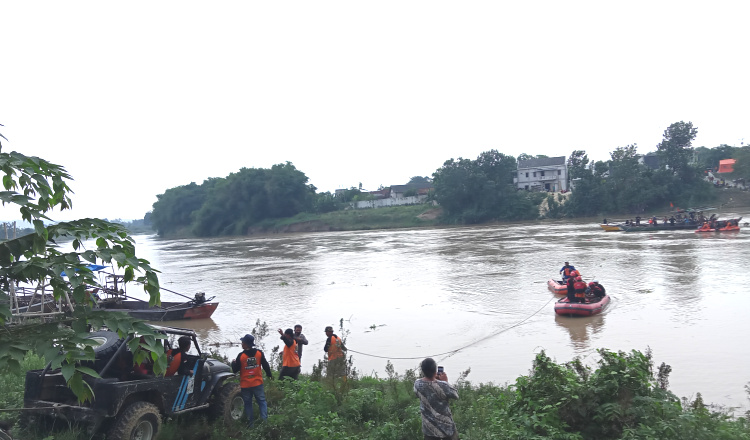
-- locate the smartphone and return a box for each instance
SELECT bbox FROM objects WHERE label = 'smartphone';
[437,366,444,374]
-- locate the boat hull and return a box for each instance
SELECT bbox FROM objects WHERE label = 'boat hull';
[554,295,610,317]
[96,301,218,321]
[696,225,740,233]
[547,279,568,294]
[620,223,699,232]
[599,224,622,231]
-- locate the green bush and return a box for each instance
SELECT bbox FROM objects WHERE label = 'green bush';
[6,349,750,440]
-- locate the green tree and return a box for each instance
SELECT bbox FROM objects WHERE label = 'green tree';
[657,121,698,179]
[151,181,214,236]
[475,150,517,185]
[433,152,536,223]
[311,191,338,213]
[0,140,163,402]
[731,146,750,181]
[407,176,432,185]
[567,150,590,180]
[153,162,315,237]
[694,144,737,171]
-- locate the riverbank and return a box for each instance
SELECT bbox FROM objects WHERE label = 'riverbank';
[151,187,750,239]
[5,349,750,440]
[250,204,443,234]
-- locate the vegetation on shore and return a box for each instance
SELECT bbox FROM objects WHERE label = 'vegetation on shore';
[4,348,749,440]
[149,121,749,238]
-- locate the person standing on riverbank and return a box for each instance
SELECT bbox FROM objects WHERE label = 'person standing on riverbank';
[232,334,273,427]
[414,358,459,440]
[324,325,347,377]
[278,328,301,380]
[294,324,308,360]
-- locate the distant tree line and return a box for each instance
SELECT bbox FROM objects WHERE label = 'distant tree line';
[562,121,739,217]
[150,162,389,237]
[149,121,745,236]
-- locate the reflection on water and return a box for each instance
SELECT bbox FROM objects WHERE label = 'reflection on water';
[155,318,221,344]
[131,210,750,409]
[554,312,606,350]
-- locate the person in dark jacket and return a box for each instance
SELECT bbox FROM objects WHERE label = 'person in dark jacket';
[588,280,606,298]
[232,334,273,427]
[293,324,309,360]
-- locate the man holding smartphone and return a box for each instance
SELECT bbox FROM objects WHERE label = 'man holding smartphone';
[414,358,459,439]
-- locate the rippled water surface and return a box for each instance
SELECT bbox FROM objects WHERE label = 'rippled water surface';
[131,209,750,409]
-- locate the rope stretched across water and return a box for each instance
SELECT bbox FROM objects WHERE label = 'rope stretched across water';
[345,295,557,361]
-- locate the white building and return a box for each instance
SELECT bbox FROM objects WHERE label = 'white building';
[515,156,568,192]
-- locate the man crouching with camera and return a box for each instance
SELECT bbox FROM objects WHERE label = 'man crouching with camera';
[413,358,460,440]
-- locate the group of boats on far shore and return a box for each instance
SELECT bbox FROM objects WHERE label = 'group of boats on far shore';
[599,207,743,233]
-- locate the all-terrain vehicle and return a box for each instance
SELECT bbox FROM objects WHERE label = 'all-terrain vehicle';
[23,325,243,440]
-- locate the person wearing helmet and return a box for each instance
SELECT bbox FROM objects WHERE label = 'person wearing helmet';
[573,276,587,303]
[588,280,606,299]
[566,273,577,302]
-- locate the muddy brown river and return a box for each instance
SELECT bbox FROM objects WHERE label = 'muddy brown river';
[131,208,750,410]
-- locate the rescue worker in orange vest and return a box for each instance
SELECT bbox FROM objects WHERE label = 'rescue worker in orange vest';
[165,336,192,377]
[231,334,273,427]
[278,328,301,380]
[566,270,579,302]
[560,262,576,281]
[324,326,347,377]
[573,276,587,303]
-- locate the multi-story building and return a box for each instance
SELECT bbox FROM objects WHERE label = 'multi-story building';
[515,156,568,192]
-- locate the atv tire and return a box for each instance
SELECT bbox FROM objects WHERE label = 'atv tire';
[107,402,161,440]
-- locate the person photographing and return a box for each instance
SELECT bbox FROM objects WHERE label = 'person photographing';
[414,358,459,440]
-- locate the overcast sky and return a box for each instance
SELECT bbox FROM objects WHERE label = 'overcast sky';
[1,1,748,221]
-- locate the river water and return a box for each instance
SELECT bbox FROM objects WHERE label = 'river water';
[131,208,750,410]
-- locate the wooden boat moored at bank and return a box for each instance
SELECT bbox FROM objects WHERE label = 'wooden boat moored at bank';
[90,271,218,321]
[94,298,218,320]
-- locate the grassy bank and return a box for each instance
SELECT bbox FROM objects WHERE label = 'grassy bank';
[250,204,442,234]
[5,349,750,440]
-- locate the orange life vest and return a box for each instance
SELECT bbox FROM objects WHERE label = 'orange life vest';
[282,340,301,368]
[328,335,343,360]
[165,349,182,376]
[239,351,264,388]
[573,280,587,298]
